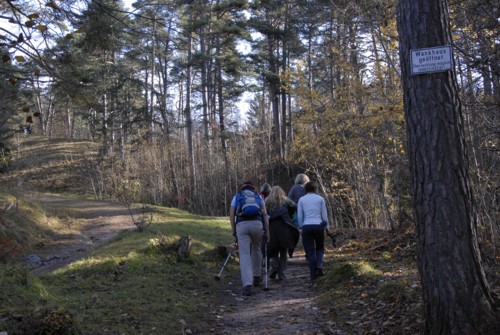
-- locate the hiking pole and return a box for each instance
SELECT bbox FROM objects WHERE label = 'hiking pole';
[215,244,235,281]
[263,242,269,291]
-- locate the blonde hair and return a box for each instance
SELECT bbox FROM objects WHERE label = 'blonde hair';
[295,173,310,185]
[265,186,288,212]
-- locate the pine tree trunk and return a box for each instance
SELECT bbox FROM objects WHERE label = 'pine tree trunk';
[185,26,196,207]
[397,1,499,333]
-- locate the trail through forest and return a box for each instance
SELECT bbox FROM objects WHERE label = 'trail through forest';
[27,193,137,275]
[209,248,332,334]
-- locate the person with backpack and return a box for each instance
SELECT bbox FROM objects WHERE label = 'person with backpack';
[288,173,310,227]
[230,181,270,296]
[265,186,300,281]
[297,181,331,282]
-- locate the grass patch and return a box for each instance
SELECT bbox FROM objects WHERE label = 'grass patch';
[376,280,412,303]
[327,260,382,286]
[0,199,234,334]
[0,190,89,266]
[1,135,99,194]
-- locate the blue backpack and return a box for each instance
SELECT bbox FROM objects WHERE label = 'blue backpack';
[236,189,262,220]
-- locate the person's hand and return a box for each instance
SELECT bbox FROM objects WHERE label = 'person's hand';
[264,232,270,243]
[326,230,336,247]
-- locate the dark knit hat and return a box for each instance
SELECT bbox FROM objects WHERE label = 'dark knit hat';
[240,181,255,190]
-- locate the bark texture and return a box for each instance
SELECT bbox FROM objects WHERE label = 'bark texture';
[396,0,499,333]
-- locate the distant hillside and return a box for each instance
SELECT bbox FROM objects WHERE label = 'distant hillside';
[0,135,99,196]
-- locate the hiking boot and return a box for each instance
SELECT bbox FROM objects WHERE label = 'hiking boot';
[253,276,262,287]
[243,285,253,296]
[277,273,286,282]
[316,267,324,277]
[269,269,278,280]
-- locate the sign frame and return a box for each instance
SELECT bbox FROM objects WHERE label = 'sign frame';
[410,45,453,75]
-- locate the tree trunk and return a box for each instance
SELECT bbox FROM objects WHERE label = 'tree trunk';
[268,37,281,158]
[280,0,289,157]
[102,93,108,155]
[200,28,210,143]
[397,1,499,333]
[65,104,72,138]
[216,44,229,187]
[150,14,157,135]
[185,26,196,208]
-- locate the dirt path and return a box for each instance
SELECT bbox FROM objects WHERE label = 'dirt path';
[210,247,334,335]
[27,193,137,274]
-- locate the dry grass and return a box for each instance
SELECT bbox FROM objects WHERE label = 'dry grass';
[1,135,99,195]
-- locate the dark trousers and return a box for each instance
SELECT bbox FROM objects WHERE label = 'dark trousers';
[301,224,325,280]
[269,248,288,280]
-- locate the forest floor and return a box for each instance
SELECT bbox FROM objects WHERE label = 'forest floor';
[209,247,332,334]
[208,229,427,335]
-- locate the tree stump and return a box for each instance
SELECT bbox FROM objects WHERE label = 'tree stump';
[177,235,192,259]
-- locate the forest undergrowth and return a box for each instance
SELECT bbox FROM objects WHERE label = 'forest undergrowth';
[321,229,424,334]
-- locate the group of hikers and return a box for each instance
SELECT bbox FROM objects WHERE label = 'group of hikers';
[229,173,333,296]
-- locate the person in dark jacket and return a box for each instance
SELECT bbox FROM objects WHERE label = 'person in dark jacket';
[288,173,310,227]
[265,186,300,281]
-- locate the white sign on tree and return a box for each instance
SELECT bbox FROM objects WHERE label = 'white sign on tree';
[410,46,452,75]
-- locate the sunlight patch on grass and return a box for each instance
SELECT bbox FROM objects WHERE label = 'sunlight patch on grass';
[39,249,219,333]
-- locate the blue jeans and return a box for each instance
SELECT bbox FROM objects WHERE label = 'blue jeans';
[301,224,325,280]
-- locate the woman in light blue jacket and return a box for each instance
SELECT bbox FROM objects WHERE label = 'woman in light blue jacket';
[297,181,330,281]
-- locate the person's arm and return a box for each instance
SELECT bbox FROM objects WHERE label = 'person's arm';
[230,205,236,237]
[230,195,238,239]
[321,197,330,230]
[288,186,297,203]
[297,198,304,229]
[286,199,297,217]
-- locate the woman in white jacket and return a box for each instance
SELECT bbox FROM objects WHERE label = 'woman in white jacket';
[297,181,330,281]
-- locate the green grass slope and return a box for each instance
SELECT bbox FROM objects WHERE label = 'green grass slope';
[0,135,235,334]
[0,202,234,334]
